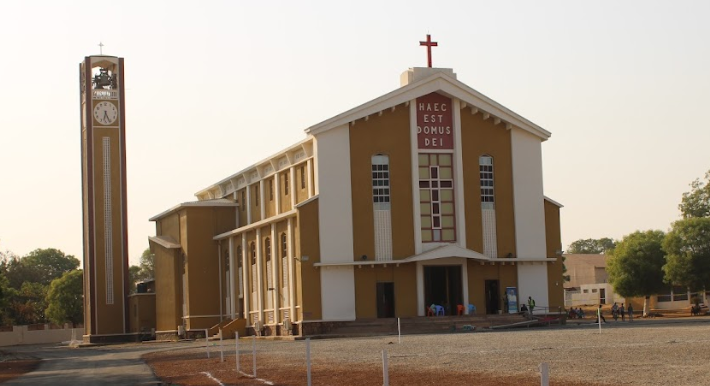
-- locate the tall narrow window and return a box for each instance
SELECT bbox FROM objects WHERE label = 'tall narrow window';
[250,242,257,293]
[241,190,246,211]
[254,185,259,206]
[479,155,498,258]
[265,237,273,310]
[372,155,393,260]
[284,173,289,195]
[419,153,455,242]
[479,156,494,205]
[300,166,306,189]
[280,233,289,306]
[269,180,274,201]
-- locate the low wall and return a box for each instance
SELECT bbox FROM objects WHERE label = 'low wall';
[0,325,84,347]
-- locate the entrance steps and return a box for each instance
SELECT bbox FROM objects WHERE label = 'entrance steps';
[311,314,529,338]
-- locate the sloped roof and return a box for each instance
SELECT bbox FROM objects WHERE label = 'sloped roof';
[305,69,551,140]
[149,198,238,222]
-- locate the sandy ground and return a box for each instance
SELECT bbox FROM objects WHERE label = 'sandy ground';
[143,319,710,386]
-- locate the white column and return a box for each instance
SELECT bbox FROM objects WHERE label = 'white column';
[409,100,422,254]
[218,242,223,322]
[287,217,295,321]
[271,223,279,321]
[274,174,281,215]
[307,158,314,197]
[452,98,466,248]
[241,234,249,319]
[256,228,264,323]
[229,236,236,319]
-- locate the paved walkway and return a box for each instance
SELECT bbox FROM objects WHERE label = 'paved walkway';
[2,342,189,386]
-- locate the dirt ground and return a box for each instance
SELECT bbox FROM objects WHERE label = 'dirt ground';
[0,351,40,383]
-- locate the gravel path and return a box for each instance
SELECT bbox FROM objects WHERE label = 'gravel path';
[145,318,710,385]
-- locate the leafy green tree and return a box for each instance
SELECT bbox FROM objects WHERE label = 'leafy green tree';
[5,248,79,288]
[679,170,710,218]
[567,237,616,254]
[10,282,48,325]
[139,248,155,279]
[128,248,155,294]
[663,218,710,291]
[0,273,13,324]
[607,230,666,316]
[46,270,84,326]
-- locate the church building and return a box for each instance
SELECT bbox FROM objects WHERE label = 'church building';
[149,52,564,337]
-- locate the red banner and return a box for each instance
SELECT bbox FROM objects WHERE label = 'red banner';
[416,93,453,149]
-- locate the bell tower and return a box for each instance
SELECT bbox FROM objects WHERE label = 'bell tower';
[79,55,129,342]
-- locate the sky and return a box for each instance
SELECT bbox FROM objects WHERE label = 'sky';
[1,1,709,266]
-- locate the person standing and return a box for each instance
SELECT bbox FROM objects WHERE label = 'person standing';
[619,303,626,321]
[627,303,634,322]
[596,305,606,323]
[612,302,619,321]
[528,296,536,314]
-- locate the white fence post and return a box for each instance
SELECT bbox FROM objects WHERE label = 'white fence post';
[252,335,257,377]
[539,362,549,386]
[382,349,389,386]
[205,329,210,359]
[220,329,224,362]
[306,338,312,386]
[397,318,401,344]
[235,331,240,373]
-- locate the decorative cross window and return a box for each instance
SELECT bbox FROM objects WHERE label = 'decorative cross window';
[419,153,455,242]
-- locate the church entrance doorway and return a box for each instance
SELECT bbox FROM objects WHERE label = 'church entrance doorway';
[376,282,395,318]
[424,266,462,316]
[485,280,500,314]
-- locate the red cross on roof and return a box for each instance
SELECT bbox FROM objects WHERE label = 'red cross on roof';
[419,34,438,68]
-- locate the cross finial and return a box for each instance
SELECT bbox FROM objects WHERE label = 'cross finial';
[419,34,438,68]
[98,42,104,55]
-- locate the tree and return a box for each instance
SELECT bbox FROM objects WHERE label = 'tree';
[9,281,48,325]
[606,230,667,316]
[45,270,84,326]
[679,170,710,218]
[663,218,710,291]
[139,248,155,279]
[567,237,616,254]
[5,248,80,288]
[0,272,12,325]
[128,248,155,294]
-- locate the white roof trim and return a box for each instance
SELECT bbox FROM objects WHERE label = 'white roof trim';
[544,196,564,208]
[148,235,181,249]
[313,244,555,267]
[305,71,550,140]
[149,198,238,222]
[213,209,298,241]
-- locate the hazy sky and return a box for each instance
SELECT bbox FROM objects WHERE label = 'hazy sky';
[1,1,708,266]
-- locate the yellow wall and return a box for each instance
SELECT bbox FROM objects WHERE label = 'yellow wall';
[353,264,418,318]
[128,294,156,333]
[251,184,262,222]
[349,104,414,260]
[294,162,309,206]
[152,240,182,332]
[544,200,565,310]
[297,198,321,320]
[279,171,291,213]
[184,207,236,330]
[467,263,518,312]
[460,112,516,257]
[236,188,247,227]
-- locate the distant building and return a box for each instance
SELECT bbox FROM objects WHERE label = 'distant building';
[563,254,623,306]
[564,254,709,311]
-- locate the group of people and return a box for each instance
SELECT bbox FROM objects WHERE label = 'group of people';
[595,302,634,323]
[567,307,585,319]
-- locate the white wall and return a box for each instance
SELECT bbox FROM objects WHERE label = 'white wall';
[320,267,356,321]
[0,326,84,347]
[517,263,549,313]
[314,124,354,263]
[511,129,546,259]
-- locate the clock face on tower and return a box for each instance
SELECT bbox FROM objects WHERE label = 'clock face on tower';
[93,101,118,125]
